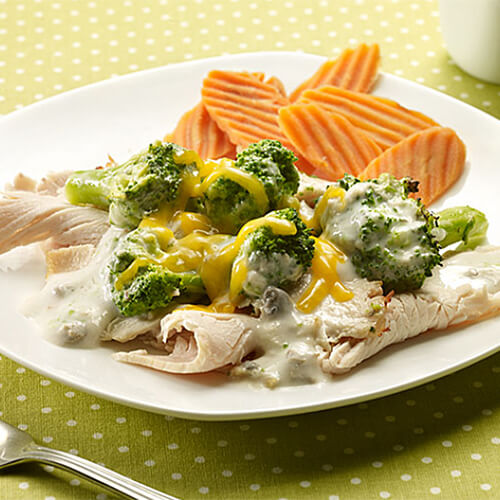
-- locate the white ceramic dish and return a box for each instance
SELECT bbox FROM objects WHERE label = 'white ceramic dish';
[0,52,499,421]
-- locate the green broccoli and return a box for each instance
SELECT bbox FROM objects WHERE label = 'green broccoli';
[319,173,441,294]
[437,206,488,252]
[65,141,200,228]
[108,228,205,317]
[202,140,300,234]
[232,208,315,299]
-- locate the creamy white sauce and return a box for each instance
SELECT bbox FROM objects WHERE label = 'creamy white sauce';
[22,227,124,348]
[230,288,328,387]
[244,252,303,298]
[322,181,428,266]
[337,258,358,283]
[434,246,500,293]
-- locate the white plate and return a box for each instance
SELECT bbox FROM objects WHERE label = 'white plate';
[0,52,499,421]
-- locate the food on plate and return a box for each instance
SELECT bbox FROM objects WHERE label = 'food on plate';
[200,70,315,175]
[200,140,300,233]
[298,86,439,150]
[168,71,289,161]
[0,174,108,254]
[168,102,236,160]
[228,207,315,301]
[318,173,442,293]
[263,75,288,97]
[1,134,497,388]
[323,245,500,373]
[289,43,380,101]
[201,69,289,149]
[278,103,382,179]
[108,227,207,317]
[1,48,497,389]
[436,206,489,253]
[359,127,466,205]
[65,141,200,229]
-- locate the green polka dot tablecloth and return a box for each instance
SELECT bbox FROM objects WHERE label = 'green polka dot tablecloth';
[1,1,499,499]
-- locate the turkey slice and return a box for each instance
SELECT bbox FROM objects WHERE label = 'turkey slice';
[0,190,109,254]
[45,244,95,275]
[322,246,500,373]
[113,310,259,374]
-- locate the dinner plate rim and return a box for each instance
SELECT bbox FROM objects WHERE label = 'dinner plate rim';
[1,334,499,421]
[3,50,499,127]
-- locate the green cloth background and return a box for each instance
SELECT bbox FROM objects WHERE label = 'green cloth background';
[0,1,499,499]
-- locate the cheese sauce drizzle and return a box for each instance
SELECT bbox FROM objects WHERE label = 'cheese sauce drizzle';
[302,185,346,231]
[296,237,353,313]
[116,148,352,315]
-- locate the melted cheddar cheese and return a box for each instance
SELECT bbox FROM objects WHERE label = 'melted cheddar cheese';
[115,147,353,314]
[170,211,215,236]
[195,159,269,212]
[296,237,353,313]
[302,185,346,231]
[200,214,297,303]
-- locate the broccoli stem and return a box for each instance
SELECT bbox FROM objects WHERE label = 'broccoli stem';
[65,167,115,209]
[65,142,196,229]
[437,206,488,251]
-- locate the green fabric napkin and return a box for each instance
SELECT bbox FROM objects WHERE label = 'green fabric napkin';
[0,1,499,499]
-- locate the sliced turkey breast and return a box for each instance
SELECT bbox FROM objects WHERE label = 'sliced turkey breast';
[113,309,259,374]
[0,190,109,254]
[45,244,96,275]
[314,277,385,345]
[103,315,162,343]
[322,246,500,373]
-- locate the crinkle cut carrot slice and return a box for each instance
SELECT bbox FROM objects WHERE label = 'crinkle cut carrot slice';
[289,43,380,102]
[300,86,439,150]
[251,72,266,82]
[201,70,288,148]
[265,76,287,98]
[252,73,288,98]
[359,127,466,206]
[201,70,316,174]
[279,103,383,180]
[169,102,236,160]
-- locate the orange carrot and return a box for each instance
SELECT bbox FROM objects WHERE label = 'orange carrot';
[202,70,315,174]
[289,43,380,102]
[202,70,288,146]
[279,103,383,180]
[252,73,288,98]
[300,86,439,150]
[251,72,266,82]
[359,127,466,206]
[266,76,287,98]
[169,102,236,160]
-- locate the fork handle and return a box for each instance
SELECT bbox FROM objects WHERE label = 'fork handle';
[23,445,179,500]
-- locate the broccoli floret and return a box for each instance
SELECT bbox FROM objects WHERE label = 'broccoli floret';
[319,173,441,294]
[203,140,300,233]
[232,208,315,299]
[202,176,265,235]
[235,140,300,203]
[437,206,488,252]
[108,228,205,317]
[66,141,199,228]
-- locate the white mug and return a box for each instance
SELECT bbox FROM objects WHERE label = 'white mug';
[439,0,500,84]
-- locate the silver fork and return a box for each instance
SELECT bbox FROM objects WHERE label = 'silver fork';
[0,419,180,500]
